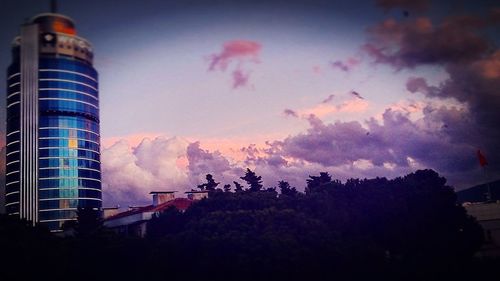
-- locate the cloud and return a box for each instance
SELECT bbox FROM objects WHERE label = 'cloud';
[321,94,335,103]
[101,137,189,206]
[472,50,500,79]
[208,40,261,89]
[361,7,500,186]
[186,141,237,184]
[208,40,261,71]
[273,105,479,179]
[405,77,440,97]
[375,0,430,12]
[350,90,364,100]
[363,16,491,69]
[283,108,299,118]
[296,94,369,118]
[232,68,250,89]
[330,57,360,72]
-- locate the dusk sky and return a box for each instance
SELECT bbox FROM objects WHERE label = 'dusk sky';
[1,0,498,207]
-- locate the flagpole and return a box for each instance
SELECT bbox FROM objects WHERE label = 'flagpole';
[477,149,492,202]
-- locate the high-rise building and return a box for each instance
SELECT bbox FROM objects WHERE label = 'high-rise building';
[5,11,101,232]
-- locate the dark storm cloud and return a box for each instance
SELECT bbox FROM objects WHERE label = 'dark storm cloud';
[362,7,500,184]
[363,16,491,69]
[271,106,478,175]
[406,77,440,97]
[276,114,384,167]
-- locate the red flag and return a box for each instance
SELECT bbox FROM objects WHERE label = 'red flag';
[477,150,488,167]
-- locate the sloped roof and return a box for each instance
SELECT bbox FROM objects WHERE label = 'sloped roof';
[105,198,193,221]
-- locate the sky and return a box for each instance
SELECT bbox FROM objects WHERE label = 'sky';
[0,0,499,207]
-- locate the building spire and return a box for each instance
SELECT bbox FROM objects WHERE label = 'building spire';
[50,0,58,13]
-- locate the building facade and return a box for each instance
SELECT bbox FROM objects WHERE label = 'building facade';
[5,13,101,232]
[104,192,197,237]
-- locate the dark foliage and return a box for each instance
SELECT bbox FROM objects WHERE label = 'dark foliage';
[233,181,244,192]
[0,169,495,281]
[240,168,263,192]
[197,174,220,191]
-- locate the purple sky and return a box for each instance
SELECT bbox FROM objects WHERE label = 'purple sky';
[0,0,499,207]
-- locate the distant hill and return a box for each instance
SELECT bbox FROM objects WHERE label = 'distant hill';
[456,179,500,203]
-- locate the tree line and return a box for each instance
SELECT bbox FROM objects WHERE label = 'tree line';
[0,169,497,281]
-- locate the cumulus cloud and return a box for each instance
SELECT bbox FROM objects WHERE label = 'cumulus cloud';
[363,16,491,69]
[361,6,500,186]
[405,77,441,97]
[208,40,261,89]
[186,141,239,184]
[271,104,479,181]
[101,137,189,206]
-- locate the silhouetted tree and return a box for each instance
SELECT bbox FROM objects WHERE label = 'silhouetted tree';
[305,172,333,193]
[278,180,298,196]
[197,174,220,191]
[240,168,263,192]
[223,184,232,192]
[233,181,244,192]
[72,207,105,237]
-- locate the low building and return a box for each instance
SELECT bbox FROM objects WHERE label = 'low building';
[464,201,500,257]
[186,190,209,201]
[104,191,196,237]
[102,206,120,219]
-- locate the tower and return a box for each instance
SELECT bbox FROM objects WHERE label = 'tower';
[5,10,101,232]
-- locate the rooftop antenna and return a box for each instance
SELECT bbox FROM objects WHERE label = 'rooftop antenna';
[50,0,58,13]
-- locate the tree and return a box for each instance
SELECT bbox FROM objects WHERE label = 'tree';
[197,174,220,191]
[305,172,332,193]
[72,207,105,237]
[223,184,232,192]
[278,180,298,196]
[240,168,263,192]
[233,181,244,192]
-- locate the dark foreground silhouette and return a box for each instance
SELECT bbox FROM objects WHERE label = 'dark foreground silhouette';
[1,169,498,281]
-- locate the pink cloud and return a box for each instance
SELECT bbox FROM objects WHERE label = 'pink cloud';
[209,40,261,71]
[232,68,250,88]
[207,40,262,89]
